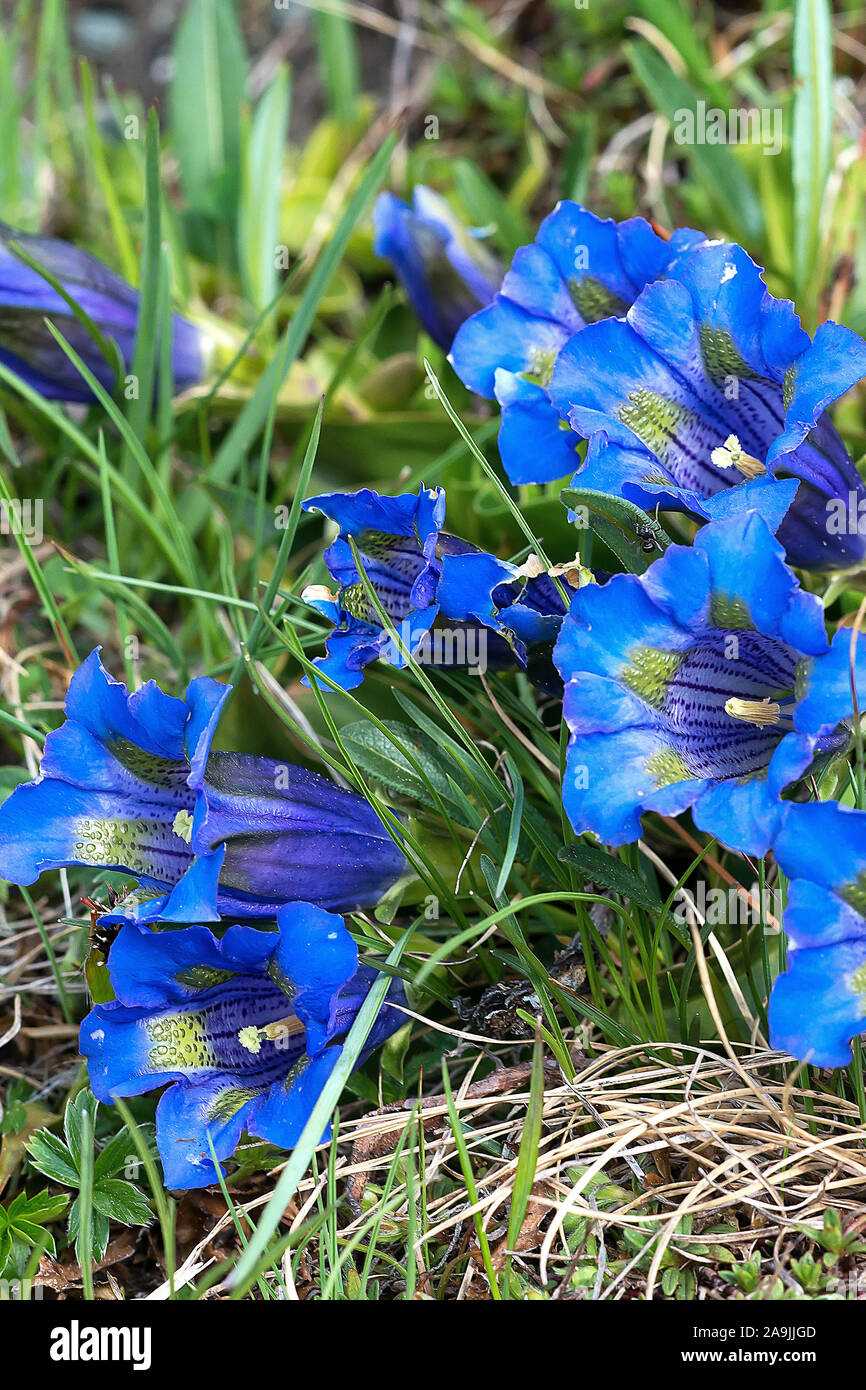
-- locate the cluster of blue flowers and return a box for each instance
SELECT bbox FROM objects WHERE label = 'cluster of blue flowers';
[368,189,866,1069]
[4,187,866,1189]
[0,652,407,1187]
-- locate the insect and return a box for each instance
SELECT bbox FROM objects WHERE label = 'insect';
[81,895,121,1003]
[634,513,665,553]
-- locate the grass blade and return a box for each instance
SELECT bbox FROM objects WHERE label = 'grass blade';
[792,0,833,310]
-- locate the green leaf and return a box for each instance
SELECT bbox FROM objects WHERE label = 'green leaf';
[792,0,833,299]
[7,1218,55,1254]
[558,841,663,913]
[25,1129,79,1187]
[314,9,359,124]
[0,1097,27,1136]
[503,1030,546,1297]
[91,1179,153,1228]
[124,108,163,448]
[560,486,672,575]
[380,1020,413,1084]
[170,0,247,223]
[632,0,730,108]
[190,130,396,528]
[452,157,530,256]
[68,1197,110,1263]
[6,1190,69,1226]
[239,67,291,311]
[62,1090,95,1173]
[93,1123,156,1184]
[495,753,524,897]
[0,1189,65,1261]
[341,719,470,808]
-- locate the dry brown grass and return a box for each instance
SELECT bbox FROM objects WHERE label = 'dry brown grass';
[145,1041,866,1299]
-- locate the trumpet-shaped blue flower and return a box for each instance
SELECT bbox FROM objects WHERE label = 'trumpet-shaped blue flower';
[301,485,569,689]
[0,650,405,921]
[554,511,866,855]
[373,188,503,350]
[0,224,207,402]
[769,802,866,1068]
[549,239,866,569]
[80,903,406,1187]
[449,202,704,484]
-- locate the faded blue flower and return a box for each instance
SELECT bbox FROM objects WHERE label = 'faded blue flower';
[373,187,503,350]
[0,224,207,403]
[80,903,406,1188]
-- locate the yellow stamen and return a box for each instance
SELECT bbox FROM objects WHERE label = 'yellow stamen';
[261,1015,305,1041]
[710,434,766,479]
[172,809,194,843]
[725,697,781,727]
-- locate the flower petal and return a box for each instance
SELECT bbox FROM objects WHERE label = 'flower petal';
[100,920,252,1008]
[192,753,407,915]
[271,902,358,1056]
[0,779,194,887]
[773,801,866,907]
[494,369,582,485]
[769,940,866,1068]
[252,1049,340,1151]
[449,294,571,397]
[561,725,709,846]
[373,189,501,349]
[155,1076,264,1189]
[795,625,866,737]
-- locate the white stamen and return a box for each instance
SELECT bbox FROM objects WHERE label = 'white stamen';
[710,434,765,479]
[238,1025,262,1054]
[238,1016,305,1056]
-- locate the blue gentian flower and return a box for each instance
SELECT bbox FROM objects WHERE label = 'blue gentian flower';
[554,511,866,855]
[0,650,405,921]
[548,239,866,569]
[0,223,207,402]
[301,485,564,689]
[373,187,503,350]
[449,202,704,484]
[80,903,406,1188]
[768,801,866,1068]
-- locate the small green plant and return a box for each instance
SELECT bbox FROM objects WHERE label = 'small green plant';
[0,1188,69,1274]
[789,1251,837,1296]
[796,1209,866,1264]
[26,1090,155,1263]
[720,1250,763,1294]
[0,1080,33,1137]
